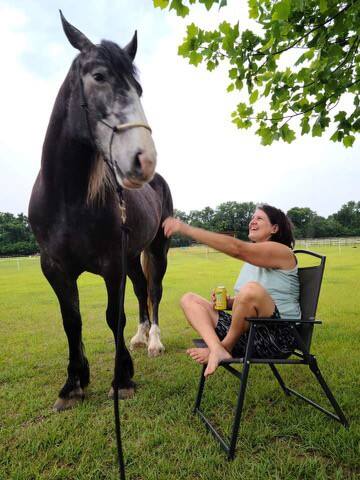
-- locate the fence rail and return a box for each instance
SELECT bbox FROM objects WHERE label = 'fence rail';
[296,237,360,247]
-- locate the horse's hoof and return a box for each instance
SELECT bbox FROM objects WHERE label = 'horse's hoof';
[53,395,84,412]
[148,344,165,357]
[53,385,85,411]
[108,386,135,400]
[129,324,150,350]
[129,339,148,351]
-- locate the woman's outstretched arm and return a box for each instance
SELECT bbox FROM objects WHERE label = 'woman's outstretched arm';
[162,217,294,269]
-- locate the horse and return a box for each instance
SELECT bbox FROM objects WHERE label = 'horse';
[28,12,173,411]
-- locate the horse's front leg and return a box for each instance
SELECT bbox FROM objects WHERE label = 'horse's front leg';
[128,256,151,351]
[41,257,89,411]
[105,276,135,399]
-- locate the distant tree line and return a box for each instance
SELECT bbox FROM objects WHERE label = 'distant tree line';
[0,213,38,256]
[1,201,360,254]
[172,201,360,247]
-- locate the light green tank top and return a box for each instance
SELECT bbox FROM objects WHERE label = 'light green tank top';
[234,262,301,319]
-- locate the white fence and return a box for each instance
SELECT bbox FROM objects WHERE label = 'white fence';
[296,237,360,247]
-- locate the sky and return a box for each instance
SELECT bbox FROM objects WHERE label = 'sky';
[1,0,359,219]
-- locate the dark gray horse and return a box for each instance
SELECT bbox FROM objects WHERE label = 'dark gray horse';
[29,13,173,411]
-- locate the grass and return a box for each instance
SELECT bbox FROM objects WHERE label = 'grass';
[0,246,359,479]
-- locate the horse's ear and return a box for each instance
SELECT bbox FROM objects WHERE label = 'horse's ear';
[124,31,137,61]
[59,10,93,52]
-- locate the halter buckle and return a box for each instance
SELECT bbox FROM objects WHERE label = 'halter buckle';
[119,199,127,224]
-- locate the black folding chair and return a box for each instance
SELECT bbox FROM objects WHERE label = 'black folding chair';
[193,250,349,460]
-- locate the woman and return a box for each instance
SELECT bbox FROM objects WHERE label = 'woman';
[162,204,300,378]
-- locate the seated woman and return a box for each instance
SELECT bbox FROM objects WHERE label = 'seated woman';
[162,204,301,378]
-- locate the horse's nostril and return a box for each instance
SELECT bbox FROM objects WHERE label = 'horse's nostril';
[134,150,143,174]
[131,150,155,181]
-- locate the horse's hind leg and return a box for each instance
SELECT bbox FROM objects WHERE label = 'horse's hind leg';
[104,275,135,399]
[41,257,89,411]
[145,235,170,357]
[128,256,151,350]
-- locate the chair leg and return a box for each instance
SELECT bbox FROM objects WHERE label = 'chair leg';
[269,364,291,396]
[194,364,206,412]
[228,359,251,459]
[227,324,257,459]
[309,357,349,428]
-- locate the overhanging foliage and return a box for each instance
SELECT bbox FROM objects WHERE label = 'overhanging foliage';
[154,0,360,146]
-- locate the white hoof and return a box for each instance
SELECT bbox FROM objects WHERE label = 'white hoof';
[148,324,165,357]
[129,323,150,350]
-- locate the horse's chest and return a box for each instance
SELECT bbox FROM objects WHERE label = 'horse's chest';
[48,194,160,269]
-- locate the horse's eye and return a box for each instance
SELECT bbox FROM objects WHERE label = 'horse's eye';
[93,73,105,82]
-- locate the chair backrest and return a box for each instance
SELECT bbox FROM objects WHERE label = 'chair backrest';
[294,249,326,352]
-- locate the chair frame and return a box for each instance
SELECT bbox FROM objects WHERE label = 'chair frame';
[193,250,349,460]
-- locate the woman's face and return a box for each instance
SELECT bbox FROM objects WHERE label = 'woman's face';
[248,209,278,243]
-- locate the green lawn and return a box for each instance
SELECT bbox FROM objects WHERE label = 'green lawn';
[0,246,359,479]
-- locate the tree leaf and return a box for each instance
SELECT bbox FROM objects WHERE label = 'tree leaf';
[343,135,355,148]
[257,126,274,145]
[207,60,217,71]
[300,116,310,135]
[153,0,169,9]
[189,51,203,66]
[249,90,259,104]
[272,0,291,21]
[319,0,328,13]
[169,0,189,17]
[280,124,296,143]
[312,122,323,137]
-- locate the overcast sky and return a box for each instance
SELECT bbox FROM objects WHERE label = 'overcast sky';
[1,0,359,218]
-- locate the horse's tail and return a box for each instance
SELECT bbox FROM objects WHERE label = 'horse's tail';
[141,250,153,320]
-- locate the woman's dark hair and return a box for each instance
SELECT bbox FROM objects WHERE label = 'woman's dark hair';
[257,204,295,249]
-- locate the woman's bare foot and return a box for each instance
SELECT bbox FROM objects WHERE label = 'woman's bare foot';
[204,345,232,377]
[186,347,209,364]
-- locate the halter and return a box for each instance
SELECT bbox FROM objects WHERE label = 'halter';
[77,60,150,480]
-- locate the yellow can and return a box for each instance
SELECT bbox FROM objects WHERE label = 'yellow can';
[214,286,227,310]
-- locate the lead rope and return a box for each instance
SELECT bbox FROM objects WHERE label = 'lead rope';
[77,61,144,480]
[113,189,128,480]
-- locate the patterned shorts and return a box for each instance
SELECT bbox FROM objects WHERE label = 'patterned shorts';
[215,306,297,358]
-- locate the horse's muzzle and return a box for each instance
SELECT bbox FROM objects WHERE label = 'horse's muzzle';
[123,150,156,188]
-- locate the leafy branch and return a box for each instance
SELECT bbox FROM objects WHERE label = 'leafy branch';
[154,0,360,146]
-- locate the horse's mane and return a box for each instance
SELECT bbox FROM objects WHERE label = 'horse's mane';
[87,154,114,205]
[98,40,142,95]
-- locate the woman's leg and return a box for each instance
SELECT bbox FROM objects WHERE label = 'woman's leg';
[204,282,276,377]
[221,282,276,353]
[180,293,231,369]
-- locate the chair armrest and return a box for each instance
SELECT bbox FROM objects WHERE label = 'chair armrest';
[245,317,322,325]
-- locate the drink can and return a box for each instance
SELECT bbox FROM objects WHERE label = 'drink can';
[214,286,227,310]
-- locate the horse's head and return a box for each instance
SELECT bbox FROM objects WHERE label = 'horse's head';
[60,11,156,189]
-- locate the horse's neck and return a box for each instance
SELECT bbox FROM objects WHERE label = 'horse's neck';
[41,76,94,203]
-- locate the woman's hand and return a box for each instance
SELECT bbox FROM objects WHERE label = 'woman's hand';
[226,295,234,310]
[162,217,185,238]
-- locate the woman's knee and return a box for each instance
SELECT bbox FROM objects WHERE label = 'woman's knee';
[234,282,265,304]
[180,292,203,310]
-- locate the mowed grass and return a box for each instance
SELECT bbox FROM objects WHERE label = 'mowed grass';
[0,246,359,480]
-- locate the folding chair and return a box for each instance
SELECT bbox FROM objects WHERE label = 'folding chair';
[193,249,349,460]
